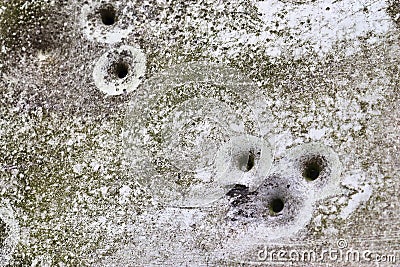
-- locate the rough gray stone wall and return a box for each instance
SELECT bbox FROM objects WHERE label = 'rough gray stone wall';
[0,0,399,266]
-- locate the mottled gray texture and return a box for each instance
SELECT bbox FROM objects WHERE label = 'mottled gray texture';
[0,0,399,266]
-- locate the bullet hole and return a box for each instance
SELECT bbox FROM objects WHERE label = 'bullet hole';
[286,143,341,199]
[113,61,129,79]
[270,198,284,213]
[100,4,116,26]
[302,156,325,181]
[215,135,272,194]
[93,45,146,95]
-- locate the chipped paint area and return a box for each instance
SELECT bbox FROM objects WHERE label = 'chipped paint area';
[215,0,394,58]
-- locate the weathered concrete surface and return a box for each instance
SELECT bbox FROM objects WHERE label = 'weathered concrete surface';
[0,0,399,266]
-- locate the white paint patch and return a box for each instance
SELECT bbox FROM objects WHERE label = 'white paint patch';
[119,185,131,204]
[227,0,394,58]
[339,184,373,219]
[341,170,365,189]
[308,127,326,140]
[73,163,84,174]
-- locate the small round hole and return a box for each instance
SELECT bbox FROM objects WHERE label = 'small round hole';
[270,198,284,213]
[100,5,116,26]
[238,149,257,172]
[246,150,255,171]
[113,61,129,79]
[302,156,324,181]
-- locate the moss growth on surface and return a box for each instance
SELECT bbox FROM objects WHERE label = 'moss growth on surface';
[0,0,398,264]
[0,0,63,52]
